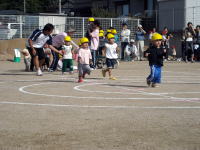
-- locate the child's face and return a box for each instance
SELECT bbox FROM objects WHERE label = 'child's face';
[82,42,89,48]
[153,40,162,48]
[65,41,71,46]
[108,38,115,44]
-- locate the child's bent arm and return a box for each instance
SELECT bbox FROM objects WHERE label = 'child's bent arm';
[102,47,106,56]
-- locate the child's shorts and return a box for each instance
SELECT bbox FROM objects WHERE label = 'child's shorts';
[78,63,91,76]
[106,58,117,69]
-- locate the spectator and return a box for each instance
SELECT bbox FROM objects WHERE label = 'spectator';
[124,39,138,61]
[161,27,173,61]
[120,23,130,60]
[90,20,100,69]
[149,27,157,41]
[135,24,146,61]
[183,22,196,62]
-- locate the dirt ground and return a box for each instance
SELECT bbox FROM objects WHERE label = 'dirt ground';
[0,60,200,150]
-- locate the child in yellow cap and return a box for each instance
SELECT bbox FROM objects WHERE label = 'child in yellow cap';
[78,37,92,83]
[144,33,166,87]
[102,34,120,80]
[61,36,74,74]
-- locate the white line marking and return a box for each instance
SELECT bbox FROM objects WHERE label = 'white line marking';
[1,101,200,109]
[18,82,200,102]
[74,83,146,95]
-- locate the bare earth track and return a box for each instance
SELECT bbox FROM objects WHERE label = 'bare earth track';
[0,60,200,150]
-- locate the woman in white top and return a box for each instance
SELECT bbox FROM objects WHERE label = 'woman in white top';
[120,23,130,60]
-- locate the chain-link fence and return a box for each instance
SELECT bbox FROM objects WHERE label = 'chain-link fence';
[0,15,140,40]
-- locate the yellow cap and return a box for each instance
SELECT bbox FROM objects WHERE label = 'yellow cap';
[99,30,104,33]
[107,29,111,33]
[80,37,89,44]
[88,17,95,22]
[99,33,104,37]
[107,33,115,40]
[111,29,117,34]
[151,33,163,41]
[64,36,71,42]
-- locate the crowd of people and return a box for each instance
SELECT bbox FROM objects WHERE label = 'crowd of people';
[20,18,200,87]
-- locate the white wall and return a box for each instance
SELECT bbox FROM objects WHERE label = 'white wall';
[185,0,200,27]
[39,16,66,34]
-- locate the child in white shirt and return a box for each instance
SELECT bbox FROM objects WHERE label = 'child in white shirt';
[102,34,120,80]
[61,36,74,74]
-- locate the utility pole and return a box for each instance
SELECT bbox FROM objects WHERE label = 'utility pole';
[59,0,62,14]
[24,0,26,14]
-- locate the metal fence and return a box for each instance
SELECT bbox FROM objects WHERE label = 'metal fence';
[0,15,140,40]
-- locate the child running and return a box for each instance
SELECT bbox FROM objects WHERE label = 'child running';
[78,37,92,83]
[61,36,74,74]
[144,33,166,88]
[102,34,120,80]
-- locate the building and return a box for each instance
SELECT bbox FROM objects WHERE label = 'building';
[63,0,157,17]
[158,0,200,31]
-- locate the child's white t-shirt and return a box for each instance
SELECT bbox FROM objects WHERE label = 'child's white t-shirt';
[62,45,73,59]
[78,48,92,64]
[105,43,118,59]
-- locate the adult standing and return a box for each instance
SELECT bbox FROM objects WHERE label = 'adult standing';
[135,24,146,61]
[184,22,196,63]
[49,26,77,72]
[90,20,100,69]
[161,27,173,60]
[120,23,130,61]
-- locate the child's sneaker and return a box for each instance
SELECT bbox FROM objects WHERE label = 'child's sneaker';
[109,77,117,80]
[102,69,106,77]
[78,79,83,83]
[146,79,151,87]
[37,69,43,76]
[151,83,159,88]
[78,77,83,83]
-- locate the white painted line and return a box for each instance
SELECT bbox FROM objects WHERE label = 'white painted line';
[1,101,200,109]
[74,83,146,95]
[18,82,200,102]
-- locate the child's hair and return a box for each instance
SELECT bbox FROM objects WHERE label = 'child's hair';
[43,23,54,32]
[94,20,100,27]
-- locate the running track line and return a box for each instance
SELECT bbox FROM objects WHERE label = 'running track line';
[0,101,200,109]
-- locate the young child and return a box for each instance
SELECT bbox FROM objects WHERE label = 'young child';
[144,33,166,88]
[111,29,119,43]
[78,37,92,83]
[98,32,106,56]
[124,39,138,61]
[61,36,74,74]
[21,48,31,71]
[171,45,177,60]
[102,34,120,80]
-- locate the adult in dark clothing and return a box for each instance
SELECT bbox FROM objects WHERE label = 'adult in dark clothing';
[183,22,196,62]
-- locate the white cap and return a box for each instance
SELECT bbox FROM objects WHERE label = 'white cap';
[138,24,142,28]
[130,39,135,43]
